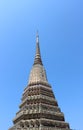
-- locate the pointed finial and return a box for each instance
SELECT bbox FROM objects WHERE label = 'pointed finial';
[33,32,43,65]
[36,30,39,43]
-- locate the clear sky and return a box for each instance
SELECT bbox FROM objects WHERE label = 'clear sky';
[0,0,83,130]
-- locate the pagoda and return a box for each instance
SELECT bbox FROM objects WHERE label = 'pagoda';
[9,33,70,130]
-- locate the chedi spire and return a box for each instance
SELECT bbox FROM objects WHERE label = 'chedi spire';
[34,32,43,65]
[9,33,71,130]
[28,32,48,86]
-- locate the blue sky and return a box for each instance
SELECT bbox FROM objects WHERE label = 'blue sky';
[0,0,83,130]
